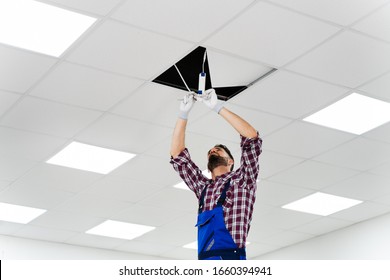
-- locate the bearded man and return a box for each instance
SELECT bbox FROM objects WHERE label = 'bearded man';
[170,89,262,260]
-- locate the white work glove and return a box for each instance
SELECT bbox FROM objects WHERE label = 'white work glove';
[179,93,195,120]
[202,89,224,113]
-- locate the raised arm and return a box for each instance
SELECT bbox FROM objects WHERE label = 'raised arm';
[202,89,258,139]
[170,93,195,158]
[170,118,187,158]
[219,107,258,139]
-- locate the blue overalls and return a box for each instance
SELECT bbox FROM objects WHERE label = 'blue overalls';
[196,180,246,260]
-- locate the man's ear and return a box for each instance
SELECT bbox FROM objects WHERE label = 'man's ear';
[228,159,234,165]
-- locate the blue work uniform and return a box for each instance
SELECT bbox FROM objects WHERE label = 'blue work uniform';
[196,180,246,260]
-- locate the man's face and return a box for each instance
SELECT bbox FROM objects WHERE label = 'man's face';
[207,146,231,172]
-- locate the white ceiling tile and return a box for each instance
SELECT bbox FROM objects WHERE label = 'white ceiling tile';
[30,62,144,111]
[0,179,75,209]
[364,122,390,144]
[187,112,243,143]
[110,155,182,187]
[247,223,284,242]
[112,204,186,227]
[269,160,359,190]
[246,242,282,259]
[268,0,388,26]
[112,82,209,127]
[259,150,304,179]
[287,31,390,88]
[359,72,390,102]
[84,176,162,204]
[0,127,68,161]
[0,97,102,138]
[54,193,133,218]
[13,225,77,243]
[76,114,172,154]
[0,221,24,236]
[0,45,57,93]
[0,91,21,116]
[293,217,354,236]
[164,213,199,231]
[111,0,254,42]
[229,104,293,137]
[42,0,122,16]
[372,193,390,205]
[252,203,279,220]
[231,70,349,119]
[323,173,390,201]
[0,155,37,181]
[257,208,320,230]
[330,201,390,222]
[205,1,339,66]
[206,49,272,87]
[314,137,390,171]
[136,226,196,248]
[0,180,11,193]
[138,187,197,213]
[144,131,234,165]
[31,210,104,232]
[188,105,291,143]
[116,240,175,258]
[66,233,126,250]
[161,247,196,260]
[353,3,390,42]
[11,163,102,193]
[264,121,355,158]
[261,230,314,248]
[368,162,390,178]
[257,180,313,207]
[67,20,193,79]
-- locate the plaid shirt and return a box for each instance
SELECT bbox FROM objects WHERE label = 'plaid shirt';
[170,134,262,248]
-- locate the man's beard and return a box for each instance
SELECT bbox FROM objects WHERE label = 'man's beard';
[207,154,229,172]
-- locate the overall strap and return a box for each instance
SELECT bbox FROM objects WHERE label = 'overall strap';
[198,180,231,214]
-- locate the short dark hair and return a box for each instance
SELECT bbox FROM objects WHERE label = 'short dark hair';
[214,144,234,171]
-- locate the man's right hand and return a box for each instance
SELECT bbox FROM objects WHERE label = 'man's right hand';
[202,89,224,113]
[179,93,195,120]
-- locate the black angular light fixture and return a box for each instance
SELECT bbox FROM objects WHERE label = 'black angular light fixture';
[153,46,277,101]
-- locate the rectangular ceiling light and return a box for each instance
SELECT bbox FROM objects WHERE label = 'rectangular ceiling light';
[46,142,136,174]
[183,241,197,250]
[304,93,390,135]
[282,192,362,216]
[0,0,96,57]
[86,220,156,240]
[0,202,46,224]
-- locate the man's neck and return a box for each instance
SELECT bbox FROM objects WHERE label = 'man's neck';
[211,166,230,181]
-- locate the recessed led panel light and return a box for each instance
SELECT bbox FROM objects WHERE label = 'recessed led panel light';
[86,220,155,240]
[173,170,211,191]
[173,181,188,191]
[183,241,197,250]
[304,93,390,135]
[0,202,46,224]
[0,0,96,57]
[46,142,136,174]
[282,192,362,216]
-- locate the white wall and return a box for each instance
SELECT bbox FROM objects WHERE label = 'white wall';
[0,235,166,260]
[256,212,390,259]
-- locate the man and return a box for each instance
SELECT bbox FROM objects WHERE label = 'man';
[170,89,262,260]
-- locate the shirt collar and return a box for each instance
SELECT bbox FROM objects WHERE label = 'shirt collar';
[213,170,233,183]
